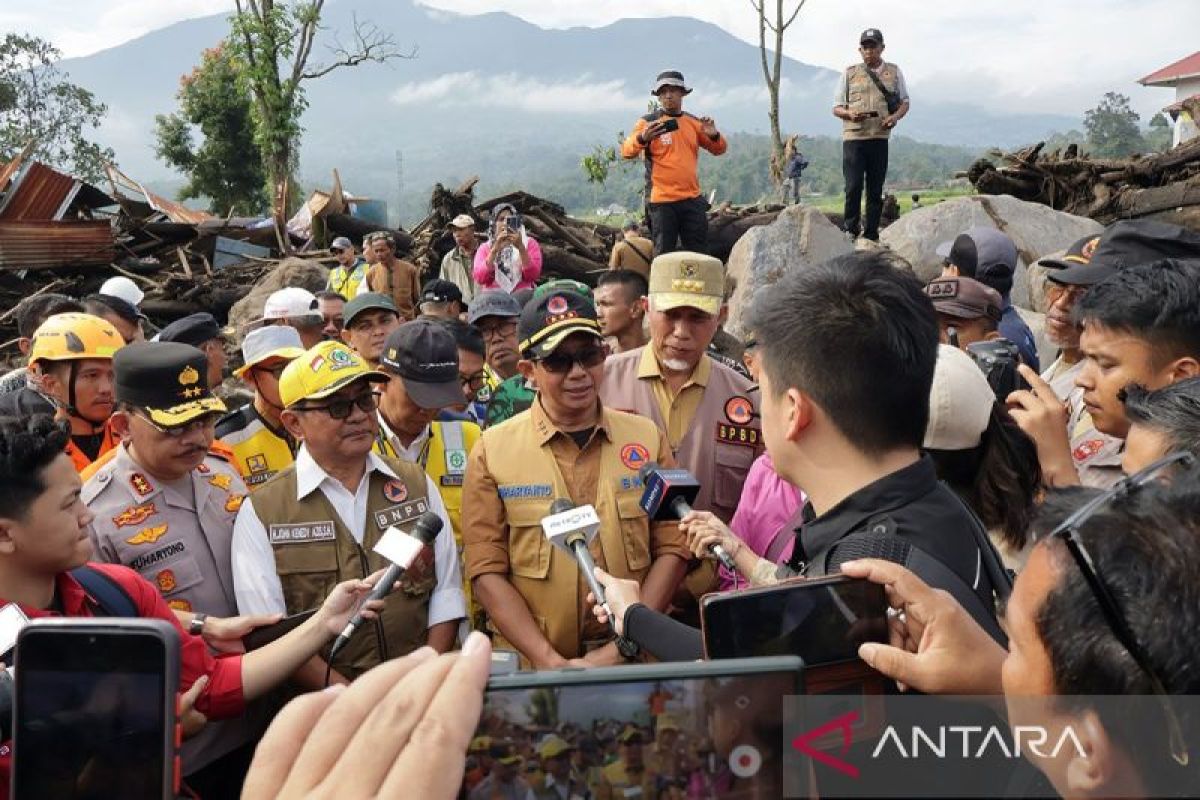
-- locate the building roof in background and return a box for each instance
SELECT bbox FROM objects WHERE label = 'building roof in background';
[1140,51,1200,87]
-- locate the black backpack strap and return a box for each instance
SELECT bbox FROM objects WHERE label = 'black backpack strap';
[70,565,138,618]
[808,529,1007,646]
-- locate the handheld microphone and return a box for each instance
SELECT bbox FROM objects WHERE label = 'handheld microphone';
[329,511,443,658]
[638,462,737,572]
[541,498,615,632]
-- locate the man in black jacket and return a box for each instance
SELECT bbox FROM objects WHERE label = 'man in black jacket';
[592,252,1007,658]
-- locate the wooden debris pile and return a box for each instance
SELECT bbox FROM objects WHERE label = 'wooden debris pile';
[965,137,1200,227]
[406,178,623,283]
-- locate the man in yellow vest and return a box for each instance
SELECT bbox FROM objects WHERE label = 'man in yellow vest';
[373,320,481,547]
[374,319,483,629]
[461,288,688,669]
[231,340,466,681]
[326,236,368,300]
[215,326,306,489]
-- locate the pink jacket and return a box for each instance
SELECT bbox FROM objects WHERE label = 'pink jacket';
[721,453,803,590]
[472,237,543,292]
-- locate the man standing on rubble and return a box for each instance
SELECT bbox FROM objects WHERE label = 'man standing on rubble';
[623,71,727,256]
[833,28,909,242]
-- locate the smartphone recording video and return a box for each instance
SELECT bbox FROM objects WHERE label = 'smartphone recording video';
[467,657,801,800]
[701,575,888,664]
[12,619,180,800]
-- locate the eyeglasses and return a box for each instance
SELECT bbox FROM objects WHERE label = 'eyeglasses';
[460,371,486,391]
[1048,450,1196,767]
[536,345,607,374]
[294,391,379,420]
[1045,282,1087,307]
[477,319,517,341]
[135,411,217,438]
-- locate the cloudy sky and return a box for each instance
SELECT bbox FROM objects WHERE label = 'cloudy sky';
[4,0,1195,120]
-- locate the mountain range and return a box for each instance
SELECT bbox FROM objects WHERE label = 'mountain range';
[61,0,1079,222]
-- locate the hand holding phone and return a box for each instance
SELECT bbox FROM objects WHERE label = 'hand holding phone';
[13,619,180,800]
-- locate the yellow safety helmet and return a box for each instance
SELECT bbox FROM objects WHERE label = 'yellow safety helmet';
[29,313,124,365]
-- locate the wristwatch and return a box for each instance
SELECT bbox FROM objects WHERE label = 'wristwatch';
[188,613,208,637]
[615,634,641,660]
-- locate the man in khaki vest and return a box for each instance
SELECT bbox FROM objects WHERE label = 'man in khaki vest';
[231,340,465,681]
[462,288,688,669]
[833,28,909,241]
[600,251,761,607]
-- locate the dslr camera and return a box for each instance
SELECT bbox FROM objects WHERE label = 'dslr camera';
[966,339,1029,399]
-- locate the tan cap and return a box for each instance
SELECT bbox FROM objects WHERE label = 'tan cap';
[648,251,724,315]
[448,214,475,229]
[924,344,995,451]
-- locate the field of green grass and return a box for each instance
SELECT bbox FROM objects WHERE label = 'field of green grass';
[808,185,976,215]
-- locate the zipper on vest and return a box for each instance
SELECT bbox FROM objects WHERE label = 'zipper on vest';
[353,540,389,661]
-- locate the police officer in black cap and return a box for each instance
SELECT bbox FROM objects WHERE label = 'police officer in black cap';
[157,312,228,390]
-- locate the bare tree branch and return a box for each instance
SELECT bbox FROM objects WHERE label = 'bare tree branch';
[782,0,808,31]
[301,13,415,80]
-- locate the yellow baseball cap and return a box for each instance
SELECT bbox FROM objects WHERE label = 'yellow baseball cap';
[648,251,725,315]
[538,735,575,759]
[278,340,387,408]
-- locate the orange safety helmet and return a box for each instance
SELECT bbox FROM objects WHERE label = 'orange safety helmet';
[29,313,124,364]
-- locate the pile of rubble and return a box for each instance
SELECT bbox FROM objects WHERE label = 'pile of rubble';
[966,137,1200,228]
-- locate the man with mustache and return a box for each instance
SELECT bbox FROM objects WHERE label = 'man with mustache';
[83,341,261,793]
[600,252,760,612]
[231,340,466,676]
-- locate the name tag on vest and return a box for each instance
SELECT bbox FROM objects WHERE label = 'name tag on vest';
[374,498,429,531]
[715,421,760,447]
[270,521,336,544]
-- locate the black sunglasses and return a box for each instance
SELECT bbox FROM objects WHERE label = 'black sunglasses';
[536,345,606,374]
[294,391,379,420]
[1048,450,1195,767]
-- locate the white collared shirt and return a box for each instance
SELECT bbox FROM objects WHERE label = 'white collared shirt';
[231,446,465,627]
[376,413,432,464]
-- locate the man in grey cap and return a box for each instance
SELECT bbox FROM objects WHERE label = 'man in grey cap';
[468,290,523,401]
[326,235,367,300]
[340,292,401,367]
[938,226,1039,369]
[440,214,480,304]
[157,312,228,390]
[622,70,726,255]
[833,28,909,241]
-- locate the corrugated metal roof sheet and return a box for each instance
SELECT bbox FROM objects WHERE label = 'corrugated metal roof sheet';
[105,164,213,225]
[0,162,77,221]
[0,220,114,269]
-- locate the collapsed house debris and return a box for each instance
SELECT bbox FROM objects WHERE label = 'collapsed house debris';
[965,136,1200,228]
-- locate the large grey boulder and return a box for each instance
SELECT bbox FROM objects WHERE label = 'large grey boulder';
[724,205,855,339]
[227,257,329,342]
[880,195,1102,308]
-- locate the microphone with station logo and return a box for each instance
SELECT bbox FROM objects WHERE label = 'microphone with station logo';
[638,462,737,572]
[541,498,615,632]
